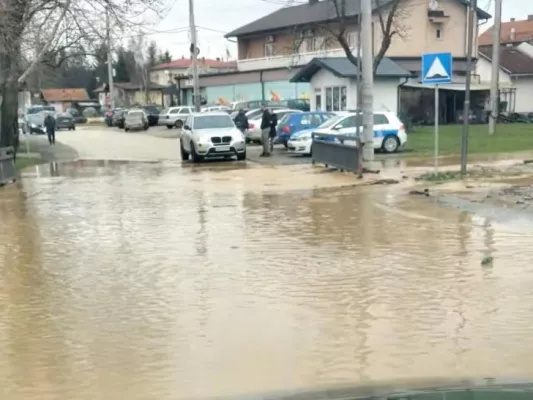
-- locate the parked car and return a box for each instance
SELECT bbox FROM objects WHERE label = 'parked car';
[277,111,336,147]
[67,108,87,124]
[158,106,194,129]
[231,99,310,112]
[271,98,311,112]
[55,112,76,130]
[26,112,47,135]
[287,111,407,156]
[201,105,232,113]
[246,109,303,144]
[105,108,122,127]
[112,109,128,129]
[140,104,161,126]
[124,109,149,131]
[180,112,246,162]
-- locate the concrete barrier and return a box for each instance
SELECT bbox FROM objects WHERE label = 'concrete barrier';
[0,147,16,185]
[311,133,360,173]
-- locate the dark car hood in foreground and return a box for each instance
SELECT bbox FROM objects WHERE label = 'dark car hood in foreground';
[209,378,533,400]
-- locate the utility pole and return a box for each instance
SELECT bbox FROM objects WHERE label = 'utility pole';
[105,2,115,109]
[460,0,476,175]
[356,19,363,177]
[488,0,502,135]
[188,0,201,112]
[360,0,374,163]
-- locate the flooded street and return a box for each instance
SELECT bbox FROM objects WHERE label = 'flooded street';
[3,154,533,399]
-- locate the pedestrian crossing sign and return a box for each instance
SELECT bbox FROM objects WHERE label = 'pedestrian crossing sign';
[422,52,452,84]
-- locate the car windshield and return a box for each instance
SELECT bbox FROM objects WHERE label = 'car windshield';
[193,115,234,129]
[57,113,71,118]
[27,106,55,115]
[127,111,143,118]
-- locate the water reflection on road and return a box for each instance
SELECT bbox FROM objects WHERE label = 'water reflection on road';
[2,161,533,400]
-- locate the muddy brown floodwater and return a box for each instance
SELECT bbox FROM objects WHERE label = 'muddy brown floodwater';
[2,160,533,400]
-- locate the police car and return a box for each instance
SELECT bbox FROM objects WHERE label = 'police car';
[287,111,407,156]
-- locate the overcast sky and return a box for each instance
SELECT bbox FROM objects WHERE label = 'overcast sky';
[149,0,533,61]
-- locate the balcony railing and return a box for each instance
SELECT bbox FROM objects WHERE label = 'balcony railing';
[237,48,349,71]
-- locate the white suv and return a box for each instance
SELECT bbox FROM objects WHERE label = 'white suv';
[159,106,194,129]
[180,112,246,162]
[287,111,407,155]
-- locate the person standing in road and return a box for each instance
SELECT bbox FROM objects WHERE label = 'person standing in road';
[234,109,249,134]
[269,111,278,153]
[260,103,271,157]
[44,112,56,145]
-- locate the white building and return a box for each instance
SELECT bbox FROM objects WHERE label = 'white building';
[290,57,412,114]
[476,43,533,113]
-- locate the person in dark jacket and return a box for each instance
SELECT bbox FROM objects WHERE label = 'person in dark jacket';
[234,109,249,133]
[260,103,271,157]
[44,113,56,145]
[269,112,278,153]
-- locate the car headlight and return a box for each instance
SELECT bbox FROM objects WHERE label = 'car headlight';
[298,134,311,141]
[30,124,37,128]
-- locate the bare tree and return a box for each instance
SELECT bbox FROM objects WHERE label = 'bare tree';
[287,0,409,76]
[131,35,150,103]
[0,0,167,148]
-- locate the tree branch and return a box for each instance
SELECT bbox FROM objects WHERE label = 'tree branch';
[18,0,73,84]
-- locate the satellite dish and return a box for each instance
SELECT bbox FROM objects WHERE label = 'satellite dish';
[429,0,438,10]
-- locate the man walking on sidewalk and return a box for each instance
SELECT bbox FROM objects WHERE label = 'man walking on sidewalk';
[44,112,56,145]
[260,103,271,157]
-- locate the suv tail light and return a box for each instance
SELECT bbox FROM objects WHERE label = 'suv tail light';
[282,125,290,133]
[248,123,254,129]
[399,123,405,131]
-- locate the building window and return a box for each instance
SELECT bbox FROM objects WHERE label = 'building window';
[324,86,347,111]
[299,36,325,53]
[264,43,274,57]
[346,31,357,47]
[315,94,322,111]
[436,28,441,39]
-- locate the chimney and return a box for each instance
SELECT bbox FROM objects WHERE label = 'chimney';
[510,18,515,22]
[510,27,516,41]
[309,0,319,4]
[529,15,533,20]
[216,57,220,61]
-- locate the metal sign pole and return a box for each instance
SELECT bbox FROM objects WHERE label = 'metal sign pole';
[434,84,439,172]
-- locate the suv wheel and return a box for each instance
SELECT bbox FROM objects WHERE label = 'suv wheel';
[180,140,189,161]
[190,142,202,163]
[237,151,246,161]
[175,120,184,129]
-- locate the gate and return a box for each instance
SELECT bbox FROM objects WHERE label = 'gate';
[311,133,360,173]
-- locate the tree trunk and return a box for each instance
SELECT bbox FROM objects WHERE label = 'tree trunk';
[0,79,19,149]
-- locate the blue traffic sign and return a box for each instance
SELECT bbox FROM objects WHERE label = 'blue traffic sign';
[422,52,452,84]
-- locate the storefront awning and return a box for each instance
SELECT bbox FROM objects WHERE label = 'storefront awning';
[403,82,514,91]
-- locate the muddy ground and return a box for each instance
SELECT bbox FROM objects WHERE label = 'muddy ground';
[412,161,533,214]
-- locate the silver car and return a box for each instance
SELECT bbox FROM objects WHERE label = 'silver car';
[124,109,148,131]
[158,106,193,129]
[180,112,246,162]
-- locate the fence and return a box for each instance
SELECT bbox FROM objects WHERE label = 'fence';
[0,147,16,186]
[311,133,360,173]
